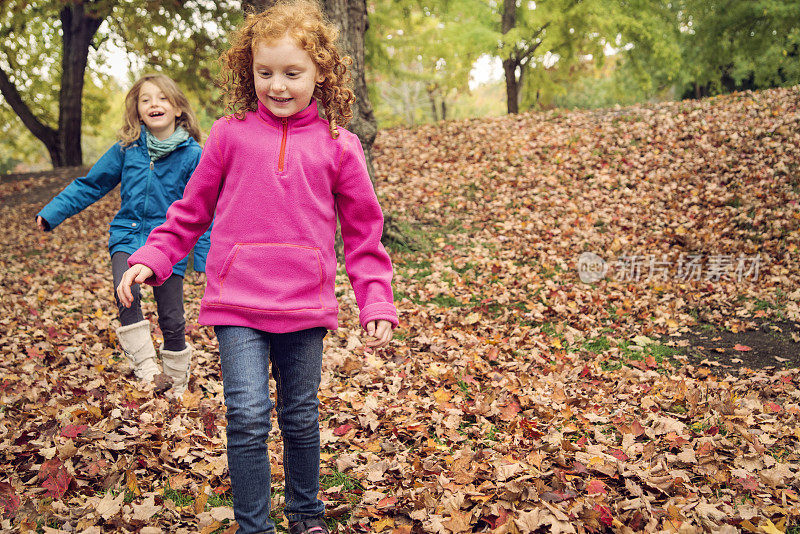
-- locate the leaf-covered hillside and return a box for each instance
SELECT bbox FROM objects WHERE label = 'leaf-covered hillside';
[0,87,798,532]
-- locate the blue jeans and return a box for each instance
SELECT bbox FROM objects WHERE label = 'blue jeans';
[215,326,327,533]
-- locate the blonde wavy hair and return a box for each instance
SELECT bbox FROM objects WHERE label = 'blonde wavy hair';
[219,0,355,139]
[118,73,202,147]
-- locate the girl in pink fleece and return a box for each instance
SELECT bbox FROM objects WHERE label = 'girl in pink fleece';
[117,1,397,531]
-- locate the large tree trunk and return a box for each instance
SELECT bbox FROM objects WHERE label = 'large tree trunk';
[0,67,62,165]
[321,0,378,179]
[58,4,103,167]
[501,0,520,114]
[0,3,102,167]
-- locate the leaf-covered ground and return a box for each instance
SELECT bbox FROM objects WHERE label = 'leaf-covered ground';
[1,86,799,533]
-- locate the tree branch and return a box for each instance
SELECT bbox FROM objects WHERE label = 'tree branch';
[0,63,57,145]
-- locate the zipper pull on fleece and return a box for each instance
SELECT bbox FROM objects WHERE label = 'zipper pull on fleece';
[279,118,288,172]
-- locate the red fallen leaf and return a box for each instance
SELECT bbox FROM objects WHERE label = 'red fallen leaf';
[696,442,716,457]
[704,425,719,436]
[579,365,590,378]
[482,506,510,528]
[498,400,520,421]
[586,479,607,494]
[665,432,690,446]
[765,402,782,413]
[571,461,589,475]
[733,344,752,351]
[737,476,759,492]
[60,424,88,438]
[631,420,645,437]
[575,436,588,447]
[645,355,657,368]
[594,504,614,526]
[629,359,646,370]
[40,459,72,499]
[26,346,44,359]
[121,401,140,410]
[0,482,20,518]
[334,424,353,436]
[607,448,629,461]
[376,496,397,509]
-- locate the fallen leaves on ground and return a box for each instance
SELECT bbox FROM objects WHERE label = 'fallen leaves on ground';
[1,86,799,532]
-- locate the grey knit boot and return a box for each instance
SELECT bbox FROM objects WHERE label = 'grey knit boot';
[160,343,192,396]
[116,320,160,382]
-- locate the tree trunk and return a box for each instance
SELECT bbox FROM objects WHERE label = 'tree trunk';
[0,3,103,167]
[0,67,62,165]
[502,0,519,114]
[58,4,103,167]
[503,57,520,114]
[321,0,378,180]
[427,87,439,121]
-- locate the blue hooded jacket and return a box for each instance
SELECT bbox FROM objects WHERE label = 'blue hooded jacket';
[37,127,210,275]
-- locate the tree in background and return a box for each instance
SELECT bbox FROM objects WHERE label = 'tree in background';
[673,0,800,98]
[0,0,236,169]
[366,1,488,125]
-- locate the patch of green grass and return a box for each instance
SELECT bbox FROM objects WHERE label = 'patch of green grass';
[163,486,194,507]
[600,340,683,373]
[583,336,611,353]
[321,467,364,494]
[208,491,233,508]
[426,294,462,307]
[725,196,742,208]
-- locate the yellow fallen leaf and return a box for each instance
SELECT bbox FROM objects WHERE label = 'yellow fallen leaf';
[757,518,784,534]
[372,516,395,531]
[463,312,480,325]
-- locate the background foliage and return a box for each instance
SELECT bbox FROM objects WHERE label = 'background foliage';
[2,0,799,170]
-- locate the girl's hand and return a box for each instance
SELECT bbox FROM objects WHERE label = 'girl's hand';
[36,216,48,232]
[117,264,154,308]
[364,320,393,353]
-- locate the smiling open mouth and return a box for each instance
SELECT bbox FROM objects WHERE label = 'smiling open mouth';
[148,111,165,117]
[270,96,292,103]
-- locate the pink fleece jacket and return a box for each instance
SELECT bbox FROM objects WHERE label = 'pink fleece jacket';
[128,100,398,333]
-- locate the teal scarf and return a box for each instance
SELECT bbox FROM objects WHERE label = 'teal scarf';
[145,126,190,161]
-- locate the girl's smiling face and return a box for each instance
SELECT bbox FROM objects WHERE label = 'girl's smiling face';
[252,35,323,118]
[137,81,182,140]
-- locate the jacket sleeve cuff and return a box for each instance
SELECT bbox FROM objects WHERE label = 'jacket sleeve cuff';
[359,302,399,330]
[36,207,63,230]
[128,246,174,286]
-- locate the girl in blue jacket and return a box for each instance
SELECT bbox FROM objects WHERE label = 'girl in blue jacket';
[36,73,210,396]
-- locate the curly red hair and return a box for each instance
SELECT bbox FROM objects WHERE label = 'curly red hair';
[219,0,354,139]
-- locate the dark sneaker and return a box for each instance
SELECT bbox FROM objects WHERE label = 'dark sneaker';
[289,517,329,534]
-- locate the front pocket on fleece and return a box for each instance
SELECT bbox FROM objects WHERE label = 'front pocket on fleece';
[217,243,325,312]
